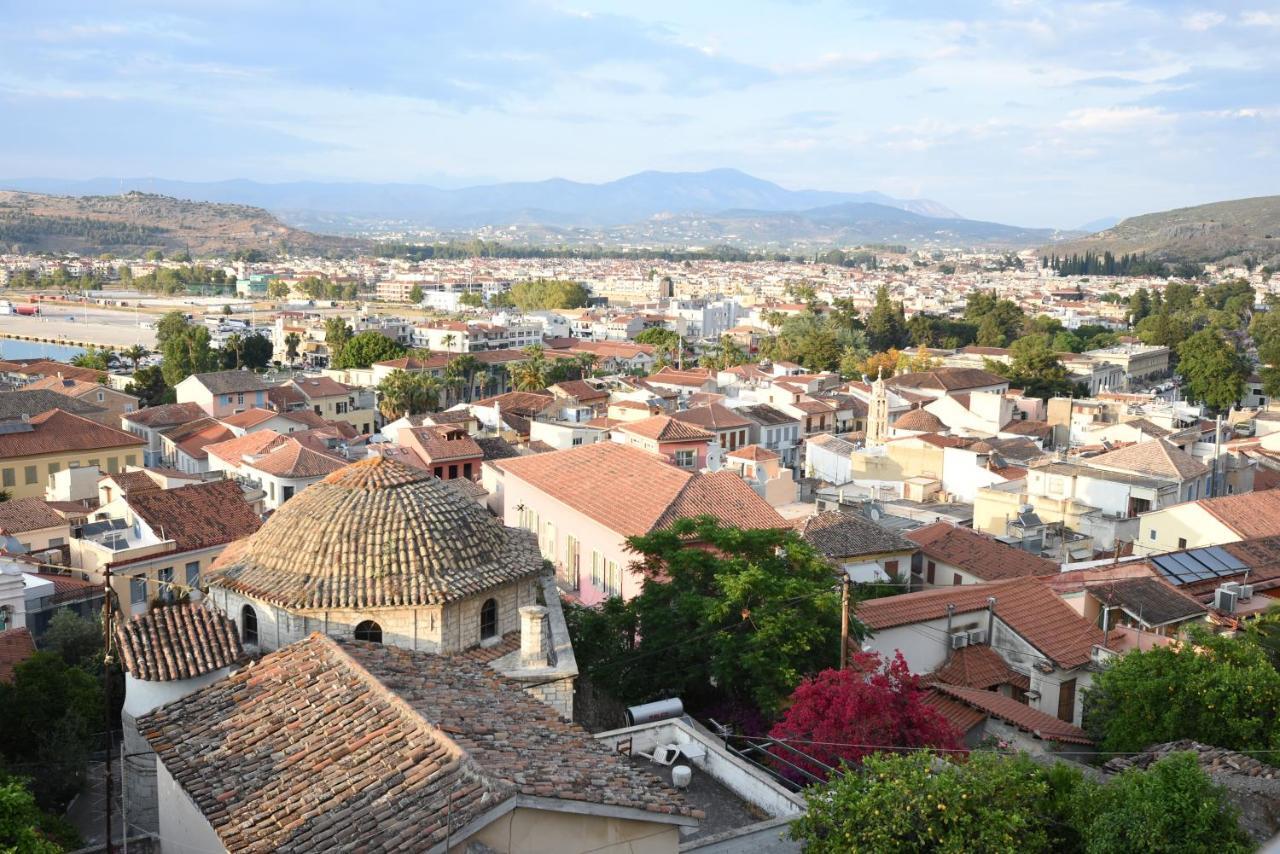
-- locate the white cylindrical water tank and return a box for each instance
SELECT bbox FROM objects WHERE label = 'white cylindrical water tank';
[671,765,692,788]
[625,698,684,726]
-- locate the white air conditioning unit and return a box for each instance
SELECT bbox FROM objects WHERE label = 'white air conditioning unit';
[950,633,969,650]
[1238,584,1254,602]
[1221,581,1241,594]
[1214,587,1238,614]
[968,629,988,645]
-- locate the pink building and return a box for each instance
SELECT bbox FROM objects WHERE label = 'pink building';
[489,442,786,605]
[615,414,714,470]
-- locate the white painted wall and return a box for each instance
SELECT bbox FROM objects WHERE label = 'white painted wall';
[156,759,229,853]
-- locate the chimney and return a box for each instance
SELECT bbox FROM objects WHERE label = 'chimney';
[519,605,549,668]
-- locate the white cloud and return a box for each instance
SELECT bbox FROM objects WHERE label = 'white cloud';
[1056,106,1171,131]
[1241,10,1280,26]
[1182,11,1226,31]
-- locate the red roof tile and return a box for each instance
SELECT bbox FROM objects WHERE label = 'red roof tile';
[620,414,715,442]
[126,480,261,554]
[931,683,1092,744]
[0,409,143,459]
[906,522,1059,581]
[1196,490,1280,539]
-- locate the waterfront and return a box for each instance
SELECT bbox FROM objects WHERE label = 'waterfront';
[0,338,84,361]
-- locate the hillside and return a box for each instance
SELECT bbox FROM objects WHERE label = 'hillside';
[595,202,1069,249]
[1,170,961,231]
[0,191,360,257]
[1044,196,1280,265]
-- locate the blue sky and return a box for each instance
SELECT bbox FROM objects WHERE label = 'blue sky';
[1,0,1277,227]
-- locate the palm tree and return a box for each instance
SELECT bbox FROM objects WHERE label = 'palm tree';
[442,333,457,352]
[575,352,597,380]
[122,345,149,371]
[284,332,301,364]
[225,333,245,369]
[377,370,415,419]
[446,354,481,402]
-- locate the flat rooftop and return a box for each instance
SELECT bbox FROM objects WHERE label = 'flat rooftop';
[628,754,768,842]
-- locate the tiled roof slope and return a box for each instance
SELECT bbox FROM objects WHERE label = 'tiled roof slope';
[1088,438,1209,480]
[927,644,1031,690]
[496,442,785,537]
[208,457,543,609]
[856,577,1111,669]
[1090,577,1206,626]
[889,367,1007,392]
[1196,489,1280,538]
[0,628,36,682]
[670,403,754,431]
[0,389,104,422]
[122,401,208,428]
[139,635,693,851]
[251,440,346,478]
[931,683,1092,744]
[799,511,915,559]
[115,604,245,682]
[907,521,1059,581]
[620,414,715,442]
[128,480,261,553]
[893,408,947,432]
[0,409,142,459]
[0,497,65,534]
[186,370,275,394]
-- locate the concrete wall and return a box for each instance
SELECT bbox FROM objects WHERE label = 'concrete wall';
[460,805,680,853]
[156,760,228,854]
[1,444,144,500]
[1135,504,1239,556]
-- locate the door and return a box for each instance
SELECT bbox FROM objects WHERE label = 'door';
[1057,678,1077,722]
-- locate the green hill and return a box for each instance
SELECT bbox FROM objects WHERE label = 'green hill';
[1043,195,1280,266]
[0,190,361,257]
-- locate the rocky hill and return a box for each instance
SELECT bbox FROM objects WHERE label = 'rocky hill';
[0,191,360,257]
[1044,195,1280,265]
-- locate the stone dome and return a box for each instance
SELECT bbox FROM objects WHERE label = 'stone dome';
[894,408,947,433]
[207,457,543,610]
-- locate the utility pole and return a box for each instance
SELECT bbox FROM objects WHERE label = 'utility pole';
[839,575,851,670]
[102,565,115,854]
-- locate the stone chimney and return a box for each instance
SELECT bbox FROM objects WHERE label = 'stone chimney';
[519,605,548,668]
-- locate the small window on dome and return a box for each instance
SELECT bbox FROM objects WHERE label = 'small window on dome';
[354,620,383,644]
[241,605,258,646]
[480,598,498,640]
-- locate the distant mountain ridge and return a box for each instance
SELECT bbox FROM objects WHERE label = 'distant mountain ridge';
[0,169,962,230]
[1045,196,1280,264]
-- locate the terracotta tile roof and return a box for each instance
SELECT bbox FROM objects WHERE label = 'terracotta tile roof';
[1001,419,1053,439]
[0,497,65,534]
[29,571,100,604]
[186,370,275,394]
[0,628,36,682]
[475,436,520,461]
[0,389,105,422]
[686,391,727,408]
[217,407,281,429]
[99,470,161,498]
[646,367,714,387]
[620,414,714,442]
[172,420,236,461]
[251,440,346,478]
[127,480,262,554]
[406,426,484,464]
[906,521,1059,581]
[670,403,754,431]
[205,429,286,465]
[926,644,1031,690]
[290,376,351,399]
[0,409,143,460]
[1120,417,1171,438]
[6,359,104,383]
[726,444,778,462]
[921,688,987,735]
[790,398,835,415]
[1088,438,1209,481]
[548,380,608,402]
[496,442,785,537]
[208,457,543,609]
[374,353,451,371]
[473,390,554,415]
[931,683,1093,744]
[856,577,1109,669]
[1089,577,1207,627]
[26,374,124,399]
[122,402,208,428]
[799,511,915,559]
[889,367,1008,392]
[139,635,694,851]
[115,604,246,682]
[894,408,947,432]
[1195,490,1280,538]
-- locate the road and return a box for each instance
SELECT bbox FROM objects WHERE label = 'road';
[0,305,157,349]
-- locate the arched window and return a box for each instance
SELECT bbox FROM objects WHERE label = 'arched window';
[241,604,258,646]
[480,598,498,640]
[354,620,383,644]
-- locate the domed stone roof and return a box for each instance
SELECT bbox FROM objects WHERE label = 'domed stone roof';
[207,457,543,610]
[894,408,947,433]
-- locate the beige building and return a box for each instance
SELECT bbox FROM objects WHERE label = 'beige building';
[26,374,139,422]
[0,498,72,553]
[0,409,145,500]
[1136,489,1280,555]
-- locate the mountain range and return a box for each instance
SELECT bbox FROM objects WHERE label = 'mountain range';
[1,169,963,231]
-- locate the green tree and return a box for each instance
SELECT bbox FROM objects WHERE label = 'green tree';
[333,331,407,369]
[69,347,110,371]
[408,284,424,304]
[508,279,590,310]
[993,335,1080,400]
[0,774,68,853]
[458,292,485,308]
[40,612,102,671]
[1250,308,1280,398]
[865,285,907,352]
[284,332,301,364]
[1078,752,1250,853]
[966,291,1024,347]
[634,327,683,363]
[376,370,442,418]
[567,518,845,716]
[510,345,551,391]
[0,653,102,809]
[324,317,352,364]
[1128,288,1152,324]
[1084,626,1280,753]
[144,249,163,261]
[1177,330,1248,412]
[124,365,172,407]
[267,280,290,300]
[1135,310,1191,350]
[160,320,217,388]
[791,751,1056,853]
[239,333,273,370]
[121,344,149,372]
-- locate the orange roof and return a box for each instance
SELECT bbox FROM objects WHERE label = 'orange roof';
[927,644,1030,690]
[726,444,779,462]
[218,407,282,429]
[856,577,1110,670]
[0,409,143,459]
[619,414,714,443]
[1195,490,1280,539]
[206,430,286,464]
[906,522,1059,581]
[1088,438,1209,481]
[670,403,754,431]
[496,442,785,537]
[931,684,1092,744]
[125,480,261,555]
[251,440,346,478]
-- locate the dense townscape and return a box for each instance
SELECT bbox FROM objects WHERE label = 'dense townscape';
[0,236,1276,851]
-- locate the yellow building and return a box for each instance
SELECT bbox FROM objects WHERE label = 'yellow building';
[1135,489,1280,556]
[0,409,145,500]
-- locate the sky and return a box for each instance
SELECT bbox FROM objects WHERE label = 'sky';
[1,0,1277,228]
